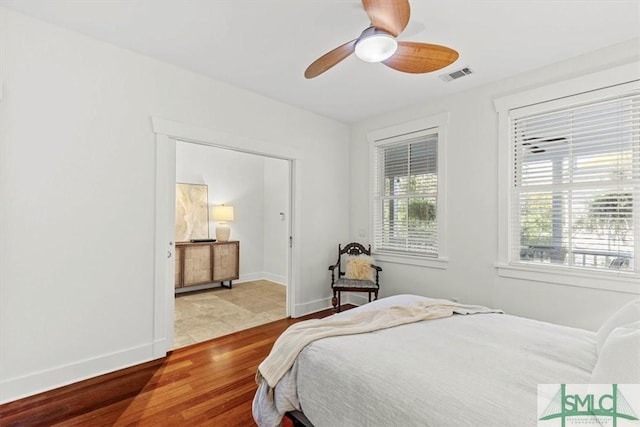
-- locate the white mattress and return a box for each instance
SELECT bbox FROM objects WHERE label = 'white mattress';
[253,294,597,427]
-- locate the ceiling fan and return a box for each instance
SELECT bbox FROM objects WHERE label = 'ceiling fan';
[304,0,459,79]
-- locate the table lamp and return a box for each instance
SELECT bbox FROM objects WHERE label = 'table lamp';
[212,205,234,242]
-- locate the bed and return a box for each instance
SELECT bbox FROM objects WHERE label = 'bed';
[253,294,639,427]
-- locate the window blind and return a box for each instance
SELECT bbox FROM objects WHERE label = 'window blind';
[373,132,439,256]
[511,89,639,271]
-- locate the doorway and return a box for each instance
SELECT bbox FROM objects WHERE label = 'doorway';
[173,141,289,347]
[152,117,300,356]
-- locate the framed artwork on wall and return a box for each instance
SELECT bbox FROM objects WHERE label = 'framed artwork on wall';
[175,183,209,242]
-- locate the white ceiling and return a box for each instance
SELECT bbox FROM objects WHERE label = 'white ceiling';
[2,0,638,123]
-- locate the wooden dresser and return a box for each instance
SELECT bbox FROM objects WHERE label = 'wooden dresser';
[175,241,239,290]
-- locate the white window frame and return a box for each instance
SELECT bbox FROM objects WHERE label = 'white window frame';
[494,62,640,294]
[368,113,449,268]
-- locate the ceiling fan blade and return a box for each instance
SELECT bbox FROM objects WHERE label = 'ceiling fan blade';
[361,0,410,37]
[304,39,357,79]
[383,41,459,74]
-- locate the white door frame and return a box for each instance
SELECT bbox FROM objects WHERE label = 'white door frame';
[151,117,301,356]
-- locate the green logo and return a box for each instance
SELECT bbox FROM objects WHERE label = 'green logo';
[539,384,639,427]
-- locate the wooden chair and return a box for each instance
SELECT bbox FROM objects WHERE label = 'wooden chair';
[329,242,382,312]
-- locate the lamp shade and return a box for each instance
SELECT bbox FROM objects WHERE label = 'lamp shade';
[212,205,234,222]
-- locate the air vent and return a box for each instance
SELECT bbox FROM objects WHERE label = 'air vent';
[439,67,473,82]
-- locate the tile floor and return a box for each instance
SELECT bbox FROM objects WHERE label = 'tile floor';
[173,280,287,348]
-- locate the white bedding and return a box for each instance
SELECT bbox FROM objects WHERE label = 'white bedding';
[253,294,597,427]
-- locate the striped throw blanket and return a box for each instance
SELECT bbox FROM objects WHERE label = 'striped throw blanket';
[256,299,502,390]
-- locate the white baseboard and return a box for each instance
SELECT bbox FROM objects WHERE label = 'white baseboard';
[237,272,263,283]
[153,337,168,358]
[346,293,368,306]
[238,272,287,286]
[261,272,287,286]
[292,297,333,318]
[291,293,369,318]
[0,343,160,404]
[174,273,287,293]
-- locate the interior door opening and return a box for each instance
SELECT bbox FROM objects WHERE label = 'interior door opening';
[171,140,291,348]
[152,117,300,356]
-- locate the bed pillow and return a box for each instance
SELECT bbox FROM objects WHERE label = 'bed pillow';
[590,320,640,384]
[345,255,374,281]
[596,298,640,353]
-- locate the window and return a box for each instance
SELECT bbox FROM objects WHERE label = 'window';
[513,90,638,272]
[496,66,640,291]
[369,114,448,267]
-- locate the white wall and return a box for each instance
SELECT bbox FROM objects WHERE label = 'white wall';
[0,7,349,403]
[349,39,640,331]
[263,157,289,285]
[175,142,289,284]
[176,142,264,281]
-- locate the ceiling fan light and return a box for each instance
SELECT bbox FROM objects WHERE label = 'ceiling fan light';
[355,29,398,63]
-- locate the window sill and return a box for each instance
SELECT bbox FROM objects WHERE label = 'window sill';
[373,252,448,269]
[495,262,640,294]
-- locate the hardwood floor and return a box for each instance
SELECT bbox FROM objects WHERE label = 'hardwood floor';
[0,305,354,427]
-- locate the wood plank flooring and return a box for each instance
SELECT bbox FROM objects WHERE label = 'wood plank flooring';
[0,305,354,426]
